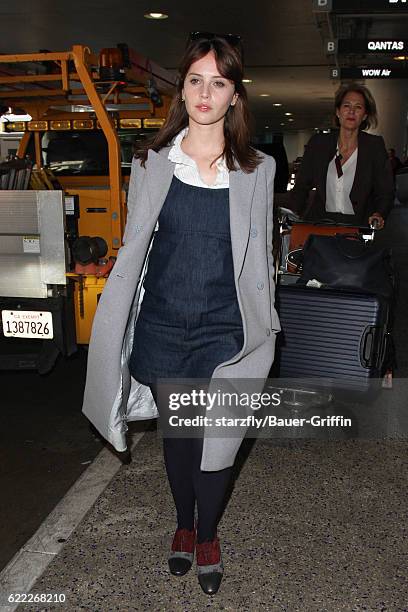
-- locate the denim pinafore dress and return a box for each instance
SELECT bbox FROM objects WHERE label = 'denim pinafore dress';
[129,176,244,384]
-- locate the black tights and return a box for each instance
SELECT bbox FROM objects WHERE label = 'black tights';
[150,384,232,544]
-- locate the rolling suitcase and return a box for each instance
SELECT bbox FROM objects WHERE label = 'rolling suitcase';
[275,285,390,396]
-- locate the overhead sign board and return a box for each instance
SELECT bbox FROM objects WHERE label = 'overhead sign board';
[330,66,408,79]
[315,0,408,12]
[327,39,408,54]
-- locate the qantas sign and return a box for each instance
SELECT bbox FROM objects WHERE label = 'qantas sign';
[367,41,404,50]
[328,39,407,54]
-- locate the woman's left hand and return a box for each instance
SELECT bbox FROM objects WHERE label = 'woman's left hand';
[368,212,385,230]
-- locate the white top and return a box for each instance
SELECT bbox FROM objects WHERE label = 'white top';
[167,127,229,189]
[325,147,358,215]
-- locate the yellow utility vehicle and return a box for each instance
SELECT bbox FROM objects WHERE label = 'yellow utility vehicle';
[0,44,175,372]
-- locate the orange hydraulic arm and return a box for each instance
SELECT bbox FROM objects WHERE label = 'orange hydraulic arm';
[0,46,124,248]
[71,45,123,247]
[0,45,176,250]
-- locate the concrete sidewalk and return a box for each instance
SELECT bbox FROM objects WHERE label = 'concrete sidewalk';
[6,429,408,611]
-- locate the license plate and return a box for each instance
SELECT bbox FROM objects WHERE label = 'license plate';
[1,310,54,339]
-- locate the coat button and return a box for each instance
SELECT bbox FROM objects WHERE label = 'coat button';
[266,328,271,336]
[257,281,264,290]
[250,227,258,238]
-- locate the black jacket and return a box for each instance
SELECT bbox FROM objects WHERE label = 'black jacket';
[289,131,394,224]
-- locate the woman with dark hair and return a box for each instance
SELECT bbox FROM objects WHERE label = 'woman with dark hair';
[83,33,279,596]
[290,83,394,227]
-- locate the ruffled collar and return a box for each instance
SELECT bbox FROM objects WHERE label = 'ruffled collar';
[168,127,229,184]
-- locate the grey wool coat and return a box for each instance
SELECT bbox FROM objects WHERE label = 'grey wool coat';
[82,146,281,471]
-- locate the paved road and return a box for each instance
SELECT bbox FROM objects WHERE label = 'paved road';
[0,349,104,571]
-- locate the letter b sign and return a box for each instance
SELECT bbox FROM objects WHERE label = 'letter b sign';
[327,40,336,53]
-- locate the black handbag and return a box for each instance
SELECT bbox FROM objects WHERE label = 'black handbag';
[298,234,394,299]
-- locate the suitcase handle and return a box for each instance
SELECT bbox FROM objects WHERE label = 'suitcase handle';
[361,327,374,368]
[361,326,385,369]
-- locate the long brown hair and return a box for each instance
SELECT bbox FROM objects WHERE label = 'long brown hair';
[136,36,261,172]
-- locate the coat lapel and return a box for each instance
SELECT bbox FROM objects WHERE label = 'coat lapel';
[350,131,366,208]
[318,134,336,209]
[146,147,175,219]
[229,166,257,279]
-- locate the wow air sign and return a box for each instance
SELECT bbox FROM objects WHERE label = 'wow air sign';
[314,0,408,11]
[330,66,408,78]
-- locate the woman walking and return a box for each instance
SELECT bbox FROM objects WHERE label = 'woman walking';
[83,32,280,595]
[289,83,394,227]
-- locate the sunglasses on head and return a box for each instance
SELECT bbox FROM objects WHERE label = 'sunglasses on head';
[188,31,242,47]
